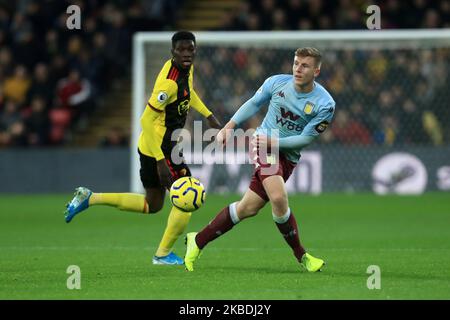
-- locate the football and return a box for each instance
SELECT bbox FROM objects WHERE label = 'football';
[169,176,206,212]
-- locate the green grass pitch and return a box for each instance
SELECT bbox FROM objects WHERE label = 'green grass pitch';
[1,193,449,299]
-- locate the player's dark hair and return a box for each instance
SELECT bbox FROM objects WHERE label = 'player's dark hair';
[172,31,196,48]
[295,47,322,67]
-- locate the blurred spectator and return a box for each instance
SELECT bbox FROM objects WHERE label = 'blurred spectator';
[226,0,450,30]
[272,9,289,30]
[0,0,186,148]
[25,96,50,146]
[48,103,71,145]
[423,9,441,28]
[0,101,22,131]
[399,99,425,144]
[366,51,388,84]
[246,13,262,31]
[331,110,372,145]
[441,1,450,28]
[142,0,182,28]
[285,0,306,29]
[1,0,450,150]
[99,126,129,148]
[56,69,92,122]
[27,63,54,106]
[422,111,444,146]
[194,45,450,147]
[374,115,399,146]
[258,0,277,30]
[3,65,31,104]
[6,121,28,147]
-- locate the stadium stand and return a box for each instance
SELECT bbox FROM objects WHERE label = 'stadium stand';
[0,0,185,147]
[188,45,450,147]
[0,0,449,148]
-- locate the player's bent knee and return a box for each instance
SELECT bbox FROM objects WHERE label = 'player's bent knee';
[269,194,288,212]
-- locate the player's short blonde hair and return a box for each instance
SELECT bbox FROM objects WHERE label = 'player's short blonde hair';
[295,47,322,68]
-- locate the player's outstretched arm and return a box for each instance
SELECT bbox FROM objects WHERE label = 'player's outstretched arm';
[190,90,212,116]
[216,120,237,146]
[278,135,316,149]
[206,114,221,129]
[228,76,273,127]
[230,93,267,127]
[216,93,266,146]
[190,90,222,129]
[275,102,335,150]
[252,134,315,151]
[217,77,273,146]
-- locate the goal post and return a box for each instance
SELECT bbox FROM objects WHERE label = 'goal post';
[131,30,450,194]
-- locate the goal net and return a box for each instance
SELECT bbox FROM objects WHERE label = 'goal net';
[132,31,450,195]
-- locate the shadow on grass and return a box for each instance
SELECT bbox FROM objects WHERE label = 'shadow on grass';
[202,264,316,275]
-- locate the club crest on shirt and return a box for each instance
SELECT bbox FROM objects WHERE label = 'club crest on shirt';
[178,99,190,115]
[303,102,315,115]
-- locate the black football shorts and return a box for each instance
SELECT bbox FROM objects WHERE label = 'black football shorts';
[138,148,191,189]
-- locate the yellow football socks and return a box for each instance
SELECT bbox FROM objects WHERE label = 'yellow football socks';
[89,193,149,213]
[88,193,191,256]
[155,206,192,257]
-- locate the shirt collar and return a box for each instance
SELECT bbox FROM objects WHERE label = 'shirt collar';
[291,80,316,98]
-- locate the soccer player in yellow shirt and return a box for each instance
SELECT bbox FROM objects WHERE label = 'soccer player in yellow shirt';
[64,31,221,265]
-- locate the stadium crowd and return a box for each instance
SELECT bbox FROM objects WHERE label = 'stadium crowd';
[221,0,450,31]
[0,0,183,147]
[0,0,449,148]
[191,46,449,147]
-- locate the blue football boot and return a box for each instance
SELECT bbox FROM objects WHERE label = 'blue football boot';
[152,252,184,265]
[64,187,92,223]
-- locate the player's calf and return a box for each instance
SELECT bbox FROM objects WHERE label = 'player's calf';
[273,208,306,262]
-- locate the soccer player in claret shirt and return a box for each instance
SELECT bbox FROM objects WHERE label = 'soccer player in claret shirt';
[185,47,335,272]
[64,31,221,265]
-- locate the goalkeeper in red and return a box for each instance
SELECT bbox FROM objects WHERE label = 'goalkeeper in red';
[64,31,221,265]
[185,47,335,272]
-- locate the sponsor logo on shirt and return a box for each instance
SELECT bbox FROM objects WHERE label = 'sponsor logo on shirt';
[276,107,303,131]
[280,107,300,121]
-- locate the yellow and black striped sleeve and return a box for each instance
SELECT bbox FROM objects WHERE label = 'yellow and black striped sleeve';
[140,108,165,160]
[190,89,212,118]
[148,78,178,112]
[140,79,178,160]
[188,65,212,118]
